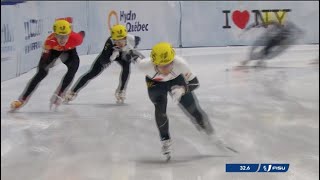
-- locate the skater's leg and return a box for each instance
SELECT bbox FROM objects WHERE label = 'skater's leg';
[114,58,131,102]
[11,50,61,110]
[115,58,131,92]
[50,49,80,107]
[179,92,214,135]
[167,74,210,131]
[146,77,172,158]
[19,50,61,101]
[146,77,170,141]
[71,57,107,94]
[57,49,80,95]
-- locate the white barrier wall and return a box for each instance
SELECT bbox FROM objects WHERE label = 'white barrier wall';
[1,4,18,81]
[16,1,45,75]
[87,1,181,54]
[1,1,89,81]
[180,1,319,47]
[1,1,319,81]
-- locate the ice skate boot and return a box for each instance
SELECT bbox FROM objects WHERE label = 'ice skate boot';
[10,99,25,112]
[161,139,172,161]
[115,90,126,104]
[63,91,78,103]
[50,93,63,110]
[199,119,215,136]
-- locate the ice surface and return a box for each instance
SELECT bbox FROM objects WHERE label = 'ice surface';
[1,45,319,180]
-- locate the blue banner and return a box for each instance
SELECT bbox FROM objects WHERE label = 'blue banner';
[226,163,289,173]
[1,0,25,6]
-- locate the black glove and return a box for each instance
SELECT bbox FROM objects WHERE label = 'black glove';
[124,50,145,63]
[134,36,141,48]
[78,31,85,38]
[100,60,111,69]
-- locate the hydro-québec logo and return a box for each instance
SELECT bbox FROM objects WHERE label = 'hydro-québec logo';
[108,10,149,32]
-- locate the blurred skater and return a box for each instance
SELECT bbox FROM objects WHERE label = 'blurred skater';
[239,20,304,67]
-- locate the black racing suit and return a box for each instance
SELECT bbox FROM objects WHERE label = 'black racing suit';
[20,49,80,101]
[71,36,141,93]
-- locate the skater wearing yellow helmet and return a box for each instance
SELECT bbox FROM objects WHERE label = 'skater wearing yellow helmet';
[127,42,214,159]
[64,24,141,104]
[10,18,85,111]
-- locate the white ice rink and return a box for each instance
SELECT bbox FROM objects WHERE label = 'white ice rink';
[1,45,319,180]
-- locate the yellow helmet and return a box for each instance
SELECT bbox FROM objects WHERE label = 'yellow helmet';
[150,42,176,65]
[111,24,127,40]
[53,19,72,35]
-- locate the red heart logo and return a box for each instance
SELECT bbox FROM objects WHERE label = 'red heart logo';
[232,10,250,29]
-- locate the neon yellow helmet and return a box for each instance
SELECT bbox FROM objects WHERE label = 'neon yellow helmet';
[53,19,72,35]
[111,24,127,40]
[150,42,176,66]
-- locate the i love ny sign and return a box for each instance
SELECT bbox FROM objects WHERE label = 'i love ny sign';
[222,9,291,29]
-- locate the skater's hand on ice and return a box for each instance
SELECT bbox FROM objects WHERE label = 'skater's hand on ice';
[171,85,186,104]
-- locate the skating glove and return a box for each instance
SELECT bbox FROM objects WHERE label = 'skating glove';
[124,50,145,63]
[171,85,186,104]
[110,50,120,61]
[78,31,85,38]
[134,36,141,48]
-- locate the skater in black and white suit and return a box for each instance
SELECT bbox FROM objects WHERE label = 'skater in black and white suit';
[128,42,214,159]
[64,24,141,103]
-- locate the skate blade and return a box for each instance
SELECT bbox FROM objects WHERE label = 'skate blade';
[8,105,23,113]
[216,142,238,154]
[164,153,171,162]
[8,108,18,113]
[233,65,259,69]
[49,103,60,111]
[116,99,125,104]
[224,146,238,153]
[208,136,239,154]
[231,65,251,72]
[62,100,70,104]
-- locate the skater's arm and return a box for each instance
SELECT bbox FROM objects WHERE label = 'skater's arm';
[134,36,141,48]
[68,31,84,47]
[173,56,199,92]
[43,31,84,51]
[95,38,116,65]
[121,34,140,52]
[187,77,199,92]
[123,50,146,65]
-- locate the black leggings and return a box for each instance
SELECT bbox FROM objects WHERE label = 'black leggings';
[146,75,209,141]
[71,56,131,93]
[20,49,80,101]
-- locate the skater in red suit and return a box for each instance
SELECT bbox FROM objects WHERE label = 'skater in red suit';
[10,18,85,111]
